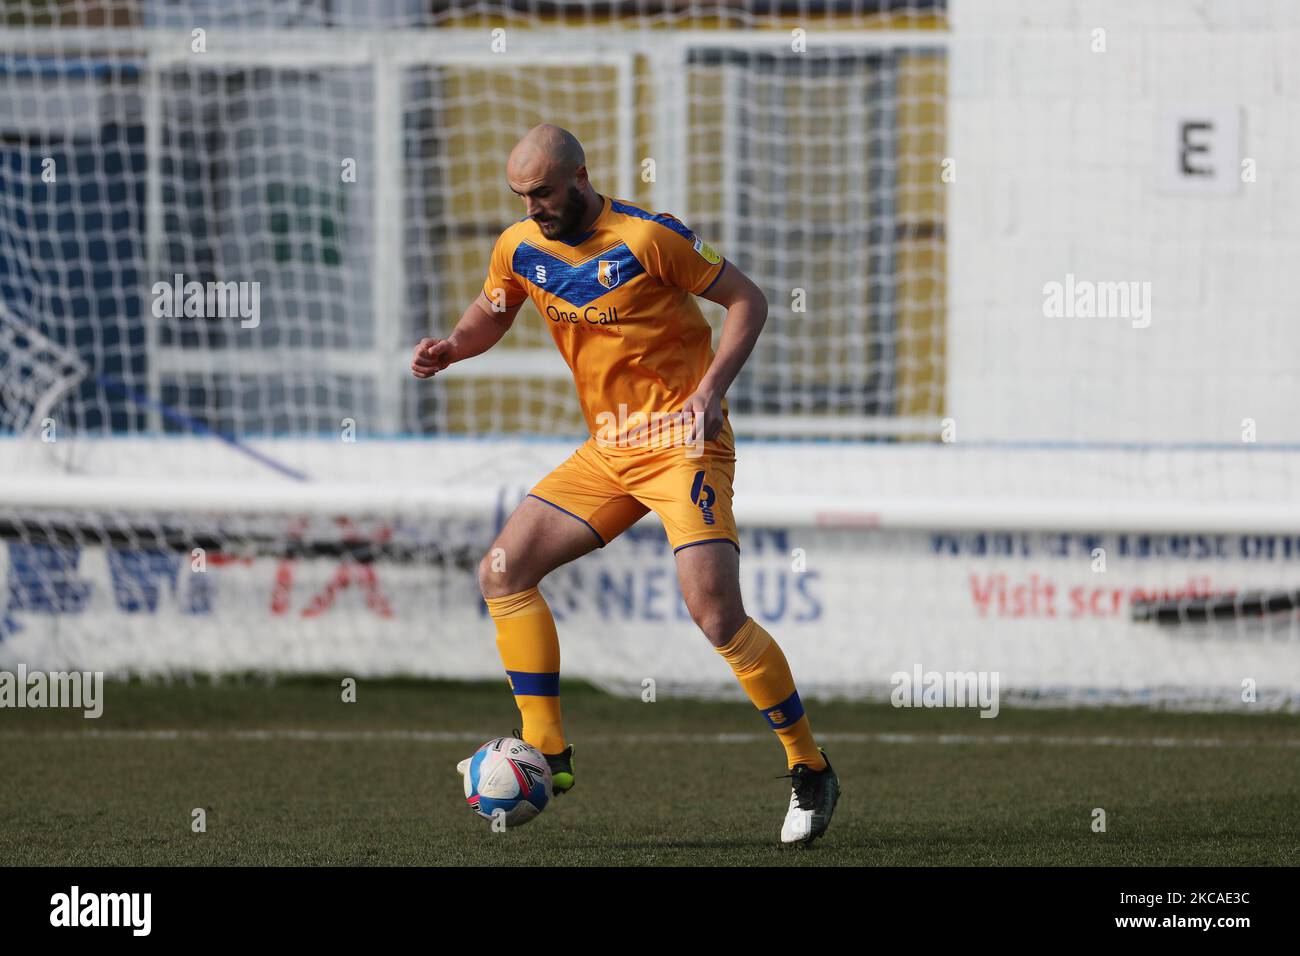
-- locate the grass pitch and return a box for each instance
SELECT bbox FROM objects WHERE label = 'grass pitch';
[2,678,1297,866]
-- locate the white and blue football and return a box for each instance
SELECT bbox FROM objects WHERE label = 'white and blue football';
[458,737,552,826]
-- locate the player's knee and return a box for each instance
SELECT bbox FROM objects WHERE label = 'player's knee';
[477,549,527,599]
[686,598,747,646]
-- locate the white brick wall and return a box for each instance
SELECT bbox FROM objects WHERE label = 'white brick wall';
[948,0,1300,442]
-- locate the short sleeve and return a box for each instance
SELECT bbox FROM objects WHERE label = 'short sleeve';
[642,217,726,296]
[482,230,528,309]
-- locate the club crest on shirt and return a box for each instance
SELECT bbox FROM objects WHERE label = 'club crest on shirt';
[692,236,721,264]
[597,259,620,289]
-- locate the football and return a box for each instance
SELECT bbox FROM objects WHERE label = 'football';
[458,737,552,826]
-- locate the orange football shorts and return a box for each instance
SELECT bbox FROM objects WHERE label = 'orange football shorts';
[527,426,739,553]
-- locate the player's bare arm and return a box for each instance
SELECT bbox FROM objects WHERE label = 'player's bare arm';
[410,292,523,379]
[685,263,769,440]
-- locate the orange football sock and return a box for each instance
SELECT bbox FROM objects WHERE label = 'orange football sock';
[715,617,826,771]
[486,586,565,755]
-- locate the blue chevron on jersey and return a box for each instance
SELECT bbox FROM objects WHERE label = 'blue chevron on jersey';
[512,241,646,308]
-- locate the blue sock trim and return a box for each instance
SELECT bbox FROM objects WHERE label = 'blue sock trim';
[761,690,805,729]
[506,670,561,697]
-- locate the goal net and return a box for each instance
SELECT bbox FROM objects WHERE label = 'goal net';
[2,0,1299,706]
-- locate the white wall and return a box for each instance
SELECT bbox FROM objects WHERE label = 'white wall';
[948,0,1300,443]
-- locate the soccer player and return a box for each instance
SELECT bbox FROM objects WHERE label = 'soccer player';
[413,124,839,845]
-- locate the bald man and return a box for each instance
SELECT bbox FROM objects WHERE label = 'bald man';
[417,124,839,846]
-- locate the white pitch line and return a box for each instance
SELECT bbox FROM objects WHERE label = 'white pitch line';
[1,729,1298,748]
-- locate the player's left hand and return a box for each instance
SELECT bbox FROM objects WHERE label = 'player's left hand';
[682,389,724,443]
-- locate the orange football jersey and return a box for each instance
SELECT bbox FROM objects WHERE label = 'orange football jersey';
[483,194,732,454]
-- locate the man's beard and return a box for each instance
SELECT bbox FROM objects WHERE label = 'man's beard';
[537,185,591,240]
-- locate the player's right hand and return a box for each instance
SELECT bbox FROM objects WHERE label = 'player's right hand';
[411,337,454,378]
